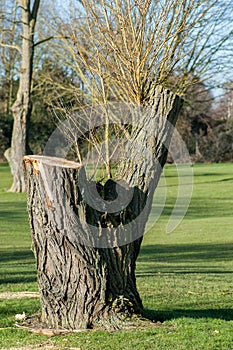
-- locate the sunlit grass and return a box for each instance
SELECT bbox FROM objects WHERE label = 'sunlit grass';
[0,162,233,349]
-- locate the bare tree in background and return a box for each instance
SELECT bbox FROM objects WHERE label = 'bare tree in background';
[23,0,233,330]
[1,0,40,192]
[0,0,20,115]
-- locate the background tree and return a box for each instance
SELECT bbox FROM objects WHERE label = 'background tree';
[1,0,41,192]
[23,0,233,330]
[175,79,214,159]
[214,84,233,120]
[0,0,20,115]
[0,0,19,160]
[200,84,233,162]
[0,0,80,164]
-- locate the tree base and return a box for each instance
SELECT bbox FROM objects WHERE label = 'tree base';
[20,308,158,334]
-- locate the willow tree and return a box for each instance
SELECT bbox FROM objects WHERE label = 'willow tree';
[24,0,232,330]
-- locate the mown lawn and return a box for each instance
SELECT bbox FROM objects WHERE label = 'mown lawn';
[0,162,233,349]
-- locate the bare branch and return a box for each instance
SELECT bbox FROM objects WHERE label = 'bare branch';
[34,35,70,47]
[38,0,232,177]
[0,41,21,53]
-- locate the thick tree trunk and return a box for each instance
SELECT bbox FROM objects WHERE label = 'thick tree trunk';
[6,0,40,192]
[23,87,182,330]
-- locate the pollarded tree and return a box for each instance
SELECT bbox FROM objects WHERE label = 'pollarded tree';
[24,0,232,330]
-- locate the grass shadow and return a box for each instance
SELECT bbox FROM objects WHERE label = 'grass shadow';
[138,243,233,274]
[0,250,36,285]
[0,249,34,263]
[0,201,28,222]
[159,197,233,219]
[143,307,233,322]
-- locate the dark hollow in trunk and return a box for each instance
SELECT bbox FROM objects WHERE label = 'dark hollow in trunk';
[23,87,182,330]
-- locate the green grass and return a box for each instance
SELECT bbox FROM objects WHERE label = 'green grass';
[1,162,233,349]
[0,163,37,294]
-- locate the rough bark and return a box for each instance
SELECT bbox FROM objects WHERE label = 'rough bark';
[23,87,182,330]
[6,0,40,192]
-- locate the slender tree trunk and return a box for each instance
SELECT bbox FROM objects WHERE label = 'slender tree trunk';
[5,0,40,192]
[23,88,182,330]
